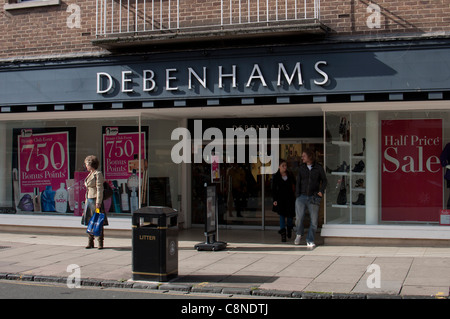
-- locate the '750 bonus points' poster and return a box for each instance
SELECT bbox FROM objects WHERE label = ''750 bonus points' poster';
[18,131,70,194]
[103,128,146,180]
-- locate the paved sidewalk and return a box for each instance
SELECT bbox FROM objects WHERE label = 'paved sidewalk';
[0,229,449,298]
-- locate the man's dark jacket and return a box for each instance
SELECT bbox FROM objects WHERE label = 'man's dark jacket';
[295,162,327,197]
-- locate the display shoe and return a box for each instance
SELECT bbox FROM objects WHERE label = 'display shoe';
[354,178,365,188]
[352,160,365,173]
[333,161,350,173]
[339,117,347,140]
[353,138,366,156]
[352,193,365,205]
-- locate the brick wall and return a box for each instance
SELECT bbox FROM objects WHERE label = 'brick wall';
[1,0,450,60]
[1,0,102,58]
[325,0,450,34]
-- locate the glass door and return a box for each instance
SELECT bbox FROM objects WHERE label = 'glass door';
[192,142,263,227]
[191,138,324,229]
[263,140,324,228]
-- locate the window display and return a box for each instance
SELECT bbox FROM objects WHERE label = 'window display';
[325,113,367,224]
[102,126,148,214]
[0,115,181,230]
[12,127,76,214]
[0,117,155,215]
[325,110,450,226]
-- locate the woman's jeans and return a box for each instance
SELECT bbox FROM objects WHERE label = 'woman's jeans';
[279,215,293,230]
[295,195,321,244]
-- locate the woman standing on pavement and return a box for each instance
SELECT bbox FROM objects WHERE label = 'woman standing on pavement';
[81,155,108,249]
[272,159,296,242]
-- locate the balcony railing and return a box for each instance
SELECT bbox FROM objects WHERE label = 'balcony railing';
[95,0,321,37]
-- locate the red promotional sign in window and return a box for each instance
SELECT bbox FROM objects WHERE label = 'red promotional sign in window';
[103,131,146,180]
[18,131,70,194]
[381,119,443,222]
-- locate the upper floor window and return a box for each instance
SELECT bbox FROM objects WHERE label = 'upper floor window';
[4,0,60,11]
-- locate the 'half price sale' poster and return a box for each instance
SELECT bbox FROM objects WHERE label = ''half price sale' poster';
[381,119,442,222]
[18,131,70,193]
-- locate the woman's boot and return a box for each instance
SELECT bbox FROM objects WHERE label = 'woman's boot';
[278,228,287,242]
[85,234,94,249]
[286,226,293,239]
[98,238,104,250]
[98,229,104,250]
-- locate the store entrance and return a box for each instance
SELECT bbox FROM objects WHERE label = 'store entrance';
[191,138,324,229]
[191,142,264,228]
[264,141,324,228]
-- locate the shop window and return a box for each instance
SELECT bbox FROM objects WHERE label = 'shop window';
[325,110,450,226]
[0,115,173,217]
[4,0,60,11]
[325,113,368,224]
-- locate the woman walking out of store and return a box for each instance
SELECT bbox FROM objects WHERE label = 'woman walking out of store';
[272,159,296,242]
[81,155,108,249]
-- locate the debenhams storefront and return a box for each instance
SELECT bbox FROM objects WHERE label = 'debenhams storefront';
[1,38,450,245]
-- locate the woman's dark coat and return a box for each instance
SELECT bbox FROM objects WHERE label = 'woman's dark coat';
[272,171,296,218]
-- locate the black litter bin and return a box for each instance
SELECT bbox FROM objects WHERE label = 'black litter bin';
[132,206,178,282]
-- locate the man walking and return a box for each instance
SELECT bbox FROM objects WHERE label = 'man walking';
[294,149,327,248]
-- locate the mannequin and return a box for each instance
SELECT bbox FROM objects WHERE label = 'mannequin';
[440,143,450,208]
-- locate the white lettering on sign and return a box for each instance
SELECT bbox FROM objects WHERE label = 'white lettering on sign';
[97,72,114,94]
[246,64,268,87]
[96,61,330,95]
[314,61,329,86]
[278,62,303,86]
[121,70,134,93]
[383,135,441,173]
[188,67,207,89]
[166,68,178,91]
[218,65,237,88]
[143,70,156,92]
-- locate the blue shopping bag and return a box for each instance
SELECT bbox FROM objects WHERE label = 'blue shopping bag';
[86,210,105,236]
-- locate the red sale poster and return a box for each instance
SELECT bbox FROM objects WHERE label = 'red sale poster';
[103,131,146,180]
[18,131,70,194]
[381,119,442,222]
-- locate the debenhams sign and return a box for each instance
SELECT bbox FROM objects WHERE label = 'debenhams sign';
[96,61,330,96]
